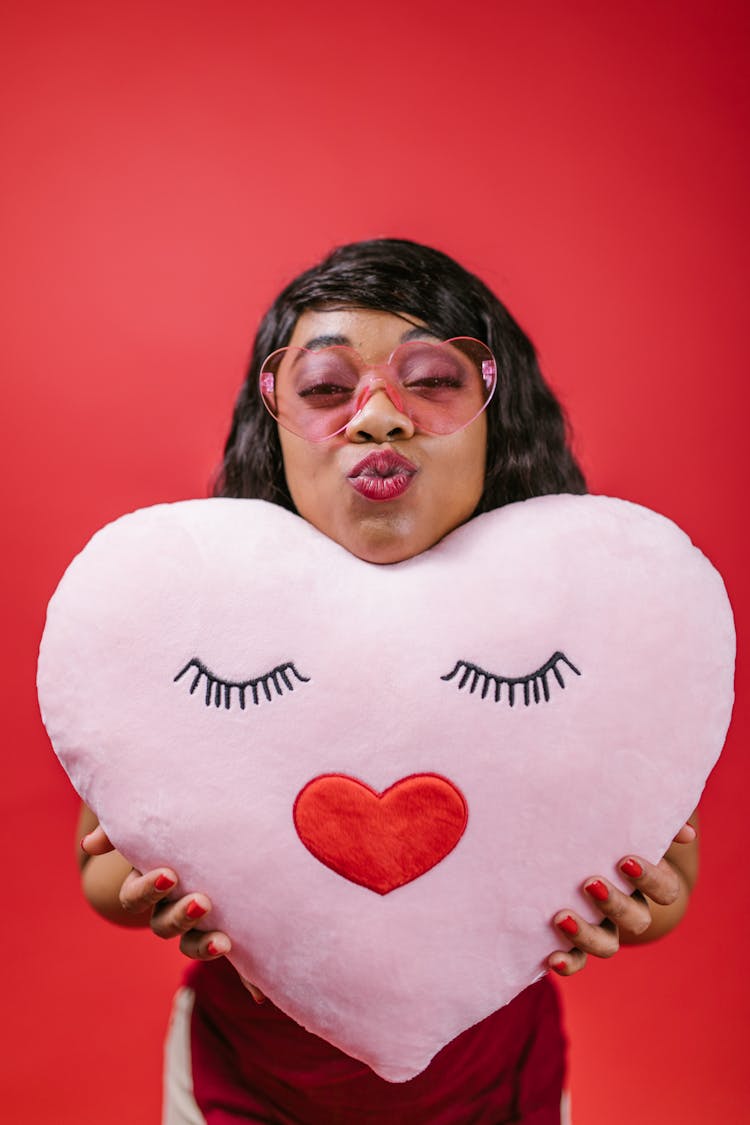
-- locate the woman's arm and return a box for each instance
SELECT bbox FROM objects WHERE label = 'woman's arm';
[77,804,152,927]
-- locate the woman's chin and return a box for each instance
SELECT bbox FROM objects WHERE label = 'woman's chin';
[327,514,444,565]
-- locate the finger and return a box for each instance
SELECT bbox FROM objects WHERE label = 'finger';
[583,878,652,939]
[548,947,588,977]
[80,825,115,856]
[618,855,682,907]
[118,867,180,915]
[179,930,232,960]
[552,912,619,958]
[150,893,213,939]
[672,823,697,844]
[239,977,267,1005]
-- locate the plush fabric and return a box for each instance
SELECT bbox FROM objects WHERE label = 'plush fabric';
[37,495,735,1082]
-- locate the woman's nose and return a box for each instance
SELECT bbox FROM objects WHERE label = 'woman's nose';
[345,383,416,444]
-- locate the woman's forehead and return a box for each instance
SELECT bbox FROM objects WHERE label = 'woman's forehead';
[287,307,438,358]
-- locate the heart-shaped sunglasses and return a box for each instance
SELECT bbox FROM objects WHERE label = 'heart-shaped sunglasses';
[259,337,497,442]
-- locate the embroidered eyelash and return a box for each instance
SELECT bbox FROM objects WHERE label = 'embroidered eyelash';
[174,658,310,710]
[441,652,581,707]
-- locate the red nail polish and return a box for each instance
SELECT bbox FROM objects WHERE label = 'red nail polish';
[557,915,579,936]
[79,836,88,852]
[585,880,609,902]
[186,899,207,920]
[621,858,643,879]
[206,940,221,956]
[155,874,175,892]
[551,960,567,973]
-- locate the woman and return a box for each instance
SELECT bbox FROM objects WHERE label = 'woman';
[79,238,697,1123]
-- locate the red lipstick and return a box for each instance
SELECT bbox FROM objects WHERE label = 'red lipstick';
[347,450,417,502]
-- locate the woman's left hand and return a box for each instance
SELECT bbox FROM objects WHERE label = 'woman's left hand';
[547,819,699,977]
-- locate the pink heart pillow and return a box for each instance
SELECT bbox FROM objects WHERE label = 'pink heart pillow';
[37,495,734,1081]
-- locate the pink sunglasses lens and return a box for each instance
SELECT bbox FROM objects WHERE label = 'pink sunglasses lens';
[391,339,496,435]
[262,347,362,441]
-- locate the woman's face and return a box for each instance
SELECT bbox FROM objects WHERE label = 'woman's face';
[277,308,488,564]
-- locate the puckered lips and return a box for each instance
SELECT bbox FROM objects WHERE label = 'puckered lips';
[346,450,418,502]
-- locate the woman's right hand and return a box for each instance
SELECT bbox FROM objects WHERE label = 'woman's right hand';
[79,814,267,1002]
[80,820,230,960]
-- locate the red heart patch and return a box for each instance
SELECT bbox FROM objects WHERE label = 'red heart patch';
[293,773,469,895]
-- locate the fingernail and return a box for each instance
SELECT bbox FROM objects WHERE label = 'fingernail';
[79,836,89,852]
[155,874,175,892]
[620,858,643,879]
[551,960,567,974]
[186,899,207,920]
[206,939,227,957]
[557,915,579,936]
[585,879,609,902]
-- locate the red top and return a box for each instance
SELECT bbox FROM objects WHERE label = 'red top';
[185,959,566,1124]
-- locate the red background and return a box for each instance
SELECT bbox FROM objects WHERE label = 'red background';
[3,1,748,1120]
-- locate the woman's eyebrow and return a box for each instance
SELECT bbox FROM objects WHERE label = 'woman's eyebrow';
[299,327,440,351]
[400,326,441,342]
[302,334,350,350]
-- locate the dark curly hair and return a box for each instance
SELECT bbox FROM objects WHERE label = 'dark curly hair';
[214,239,586,510]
